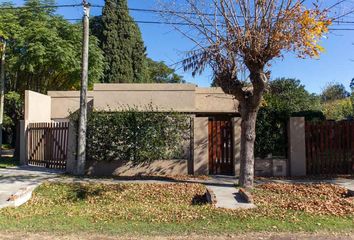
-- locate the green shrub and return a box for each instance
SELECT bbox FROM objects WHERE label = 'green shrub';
[255,108,288,158]
[321,98,353,120]
[86,107,191,163]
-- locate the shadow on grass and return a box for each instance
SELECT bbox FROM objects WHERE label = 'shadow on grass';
[66,183,128,202]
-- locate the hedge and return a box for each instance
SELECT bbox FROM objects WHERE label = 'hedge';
[86,108,191,163]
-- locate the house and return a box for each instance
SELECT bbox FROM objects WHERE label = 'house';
[20,83,291,177]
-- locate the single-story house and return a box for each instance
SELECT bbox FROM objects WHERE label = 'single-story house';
[21,83,298,177]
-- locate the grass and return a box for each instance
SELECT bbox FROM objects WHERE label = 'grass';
[0,182,353,236]
[0,156,19,168]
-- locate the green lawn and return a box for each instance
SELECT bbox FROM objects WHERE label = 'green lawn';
[0,182,353,235]
[0,156,19,168]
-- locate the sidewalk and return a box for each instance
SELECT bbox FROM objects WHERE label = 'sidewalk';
[0,166,63,208]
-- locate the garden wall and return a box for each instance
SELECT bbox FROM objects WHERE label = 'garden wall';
[254,157,287,177]
[48,91,94,119]
[85,159,188,176]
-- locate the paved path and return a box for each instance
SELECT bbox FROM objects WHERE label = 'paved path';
[0,166,63,208]
[193,176,256,209]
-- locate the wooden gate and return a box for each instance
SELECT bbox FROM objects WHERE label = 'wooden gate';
[27,122,69,169]
[305,121,354,175]
[208,118,234,175]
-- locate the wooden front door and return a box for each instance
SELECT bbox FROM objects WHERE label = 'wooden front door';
[208,118,234,175]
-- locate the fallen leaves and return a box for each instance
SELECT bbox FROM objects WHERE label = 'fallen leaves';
[6,182,211,224]
[1,181,353,229]
[254,183,354,216]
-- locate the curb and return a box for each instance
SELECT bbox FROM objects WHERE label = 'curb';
[206,187,217,205]
[6,185,37,208]
[239,188,254,204]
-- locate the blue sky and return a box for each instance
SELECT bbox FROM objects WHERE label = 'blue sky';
[6,0,354,94]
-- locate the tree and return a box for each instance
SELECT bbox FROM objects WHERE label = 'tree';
[146,58,185,83]
[0,0,104,94]
[265,78,321,113]
[101,0,148,83]
[164,0,331,187]
[256,78,321,157]
[3,91,23,147]
[321,82,350,102]
[321,98,353,120]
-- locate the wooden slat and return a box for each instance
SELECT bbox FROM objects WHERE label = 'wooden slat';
[305,120,354,175]
[26,121,69,170]
[208,118,234,175]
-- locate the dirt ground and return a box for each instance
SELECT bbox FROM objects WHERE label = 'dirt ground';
[0,232,353,240]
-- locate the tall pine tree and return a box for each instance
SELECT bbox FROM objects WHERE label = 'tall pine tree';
[101,0,148,83]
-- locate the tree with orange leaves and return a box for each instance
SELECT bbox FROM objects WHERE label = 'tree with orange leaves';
[163,0,332,188]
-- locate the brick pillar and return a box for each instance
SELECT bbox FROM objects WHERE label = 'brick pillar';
[288,117,306,176]
[232,117,241,177]
[193,117,209,175]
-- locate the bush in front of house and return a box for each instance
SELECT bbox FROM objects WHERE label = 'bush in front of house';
[86,106,191,164]
[255,78,323,158]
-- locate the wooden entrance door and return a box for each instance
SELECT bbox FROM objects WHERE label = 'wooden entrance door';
[208,118,234,175]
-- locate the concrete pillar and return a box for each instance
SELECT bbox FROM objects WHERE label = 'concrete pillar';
[193,117,208,175]
[288,117,306,176]
[66,120,77,174]
[19,120,28,165]
[232,117,241,177]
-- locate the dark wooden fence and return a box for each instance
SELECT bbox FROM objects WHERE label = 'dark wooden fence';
[27,122,69,169]
[208,118,234,175]
[305,121,354,175]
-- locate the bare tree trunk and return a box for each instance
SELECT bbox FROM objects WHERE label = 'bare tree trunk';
[239,106,258,188]
[238,70,266,188]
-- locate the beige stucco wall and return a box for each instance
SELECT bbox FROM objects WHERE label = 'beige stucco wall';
[193,117,209,175]
[48,91,94,119]
[195,88,238,113]
[93,84,196,112]
[46,84,240,119]
[86,159,188,176]
[232,117,241,176]
[25,90,51,122]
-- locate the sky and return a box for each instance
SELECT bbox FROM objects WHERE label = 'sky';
[5,0,354,94]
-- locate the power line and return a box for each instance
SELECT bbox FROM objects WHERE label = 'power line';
[0,4,83,10]
[2,3,354,22]
[2,16,354,31]
[2,3,354,31]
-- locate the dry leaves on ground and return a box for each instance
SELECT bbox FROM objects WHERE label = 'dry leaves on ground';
[254,183,354,216]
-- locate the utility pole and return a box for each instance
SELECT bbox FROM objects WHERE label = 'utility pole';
[76,0,90,175]
[0,38,6,158]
